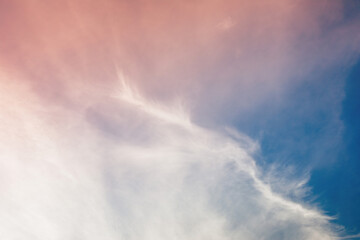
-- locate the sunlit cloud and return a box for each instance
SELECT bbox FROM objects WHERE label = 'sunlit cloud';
[0,73,339,239]
[0,0,359,239]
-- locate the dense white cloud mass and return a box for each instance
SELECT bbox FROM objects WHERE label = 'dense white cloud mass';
[0,75,340,240]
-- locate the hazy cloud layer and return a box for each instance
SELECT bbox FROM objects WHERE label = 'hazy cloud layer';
[0,0,359,239]
[1,0,359,122]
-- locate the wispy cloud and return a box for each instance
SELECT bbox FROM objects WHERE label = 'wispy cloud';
[0,0,359,239]
[338,234,360,240]
[0,74,339,239]
[115,71,192,129]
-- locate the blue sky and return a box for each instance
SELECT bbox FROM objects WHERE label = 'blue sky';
[233,29,360,239]
[310,58,360,233]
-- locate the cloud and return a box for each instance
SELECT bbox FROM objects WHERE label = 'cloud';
[1,0,358,121]
[0,0,359,239]
[0,72,340,239]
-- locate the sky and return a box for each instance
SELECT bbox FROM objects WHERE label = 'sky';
[0,0,359,239]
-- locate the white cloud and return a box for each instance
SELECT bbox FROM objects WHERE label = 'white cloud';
[0,75,339,239]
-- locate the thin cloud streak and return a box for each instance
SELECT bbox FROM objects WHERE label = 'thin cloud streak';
[115,71,192,129]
